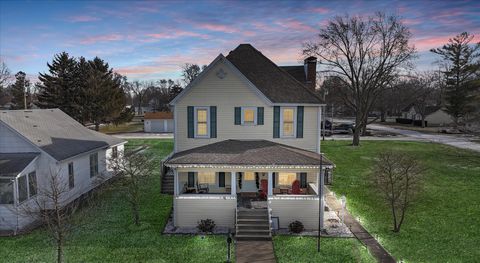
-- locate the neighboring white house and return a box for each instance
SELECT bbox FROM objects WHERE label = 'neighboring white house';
[401,105,454,126]
[0,109,126,235]
[144,112,174,133]
[163,44,334,240]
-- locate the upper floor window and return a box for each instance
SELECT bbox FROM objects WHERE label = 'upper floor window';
[90,152,99,178]
[195,107,210,138]
[241,107,257,125]
[68,162,75,189]
[281,107,296,137]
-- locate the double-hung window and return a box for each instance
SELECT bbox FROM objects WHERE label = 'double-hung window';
[241,107,257,125]
[90,152,99,178]
[16,171,37,204]
[281,107,296,137]
[195,107,210,138]
[68,162,75,189]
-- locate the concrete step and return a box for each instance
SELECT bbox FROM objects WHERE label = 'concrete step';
[236,229,271,234]
[235,234,272,241]
[237,215,268,220]
[237,210,268,215]
[236,224,270,230]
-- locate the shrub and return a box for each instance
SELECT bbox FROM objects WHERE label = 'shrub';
[197,219,216,233]
[288,220,304,233]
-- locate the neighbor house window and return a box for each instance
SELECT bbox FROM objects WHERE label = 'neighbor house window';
[28,172,37,197]
[278,172,297,186]
[68,162,75,189]
[0,179,14,204]
[90,152,99,178]
[17,175,28,203]
[241,107,257,125]
[112,146,118,158]
[281,107,296,137]
[197,172,215,184]
[195,107,210,138]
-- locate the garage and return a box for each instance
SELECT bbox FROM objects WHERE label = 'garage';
[144,112,174,133]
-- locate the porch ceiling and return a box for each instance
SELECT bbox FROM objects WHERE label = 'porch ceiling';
[165,140,334,169]
[0,153,38,178]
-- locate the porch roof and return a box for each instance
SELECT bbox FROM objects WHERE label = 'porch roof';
[0,153,38,178]
[165,140,334,169]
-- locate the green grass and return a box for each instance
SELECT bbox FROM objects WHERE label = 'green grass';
[274,236,374,263]
[99,122,144,134]
[323,141,480,262]
[0,139,232,263]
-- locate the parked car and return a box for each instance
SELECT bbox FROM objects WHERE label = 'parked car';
[333,123,355,134]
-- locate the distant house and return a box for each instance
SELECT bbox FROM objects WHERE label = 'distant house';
[401,105,453,126]
[144,111,174,133]
[0,109,126,235]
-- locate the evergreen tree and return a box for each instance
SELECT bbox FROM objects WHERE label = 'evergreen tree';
[36,52,81,120]
[10,71,31,109]
[431,32,480,126]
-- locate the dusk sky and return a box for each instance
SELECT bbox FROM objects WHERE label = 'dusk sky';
[1,0,479,82]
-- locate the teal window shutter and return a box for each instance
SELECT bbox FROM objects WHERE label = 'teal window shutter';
[257,107,264,125]
[297,106,304,138]
[272,172,276,188]
[234,107,241,125]
[300,172,307,188]
[210,106,217,138]
[187,106,194,138]
[273,106,280,138]
[218,172,225,187]
[188,172,195,187]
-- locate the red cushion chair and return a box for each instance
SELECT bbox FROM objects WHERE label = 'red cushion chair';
[291,180,301,194]
[259,179,268,199]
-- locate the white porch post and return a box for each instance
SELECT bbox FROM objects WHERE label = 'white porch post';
[268,172,273,196]
[320,169,325,230]
[231,172,236,196]
[173,168,179,197]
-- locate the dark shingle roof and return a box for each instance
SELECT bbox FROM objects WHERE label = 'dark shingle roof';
[0,153,38,177]
[226,44,323,104]
[279,66,306,84]
[0,109,126,161]
[165,140,333,167]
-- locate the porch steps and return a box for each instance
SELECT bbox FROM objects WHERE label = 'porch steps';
[161,169,174,194]
[236,208,272,241]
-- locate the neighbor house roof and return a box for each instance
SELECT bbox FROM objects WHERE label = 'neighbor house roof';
[0,109,126,161]
[0,153,39,177]
[144,111,173,120]
[279,66,306,84]
[165,139,333,168]
[226,44,323,104]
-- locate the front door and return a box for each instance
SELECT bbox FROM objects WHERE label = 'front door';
[240,172,257,193]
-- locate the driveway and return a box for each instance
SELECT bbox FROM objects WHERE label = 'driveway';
[368,124,480,153]
[111,132,174,139]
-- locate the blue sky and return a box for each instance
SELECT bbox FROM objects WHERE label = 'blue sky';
[1,0,479,82]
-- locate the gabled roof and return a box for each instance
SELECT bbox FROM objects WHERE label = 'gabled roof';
[226,44,323,104]
[279,66,306,84]
[165,139,333,168]
[144,111,173,120]
[0,153,38,177]
[0,109,126,161]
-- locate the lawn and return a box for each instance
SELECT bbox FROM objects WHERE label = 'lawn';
[322,141,480,262]
[274,236,374,263]
[99,122,144,134]
[0,139,232,263]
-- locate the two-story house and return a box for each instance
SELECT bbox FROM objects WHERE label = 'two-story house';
[0,109,126,235]
[164,44,334,240]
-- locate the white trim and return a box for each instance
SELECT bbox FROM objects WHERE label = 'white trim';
[317,106,321,154]
[274,103,326,106]
[280,106,297,138]
[240,106,257,126]
[170,54,273,106]
[175,194,236,200]
[193,106,210,138]
[173,105,178,152]
[166,164,335,169]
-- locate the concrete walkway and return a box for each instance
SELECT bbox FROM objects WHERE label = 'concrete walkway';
[369,124,480,153]
[236,241,276,263]
[111,132,174,139]
[325,188,396,263]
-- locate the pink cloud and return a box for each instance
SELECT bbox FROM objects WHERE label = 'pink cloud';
[80,33,124,45]
[197,23,238,33]
[144,30,210,41]
[276,19,316,33]
[67,15,100,23]
[413,33,480,51]
[312,7,330,14]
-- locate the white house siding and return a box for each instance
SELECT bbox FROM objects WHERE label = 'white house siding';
[425,110,453,126]
[0,122,38,153]
[174,61,320,153]
[269,197,319,230]
[145,119,174,133]
[174,197,236,228]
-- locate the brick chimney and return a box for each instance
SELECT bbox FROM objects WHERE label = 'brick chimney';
[304,56,317,91]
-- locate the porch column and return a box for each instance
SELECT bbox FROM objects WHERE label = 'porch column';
[268,172,273,196]
[231,172,236,196]
[319,170,325,230]
[173,168,179,197]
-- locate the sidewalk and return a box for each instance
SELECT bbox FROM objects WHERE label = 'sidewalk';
[236,241,276,263]
[325,188,396,263]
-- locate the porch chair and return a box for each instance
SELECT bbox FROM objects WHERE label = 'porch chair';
[259,179,268,199]
[290,180,301,194]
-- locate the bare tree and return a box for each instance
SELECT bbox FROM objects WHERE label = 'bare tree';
[181,63,205,86]
[0,59,11,91]
[304,12,416,146]
[411,72,441,127]
[109,149,156,226]
[373,151,425,232]
[128,81,150,115]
